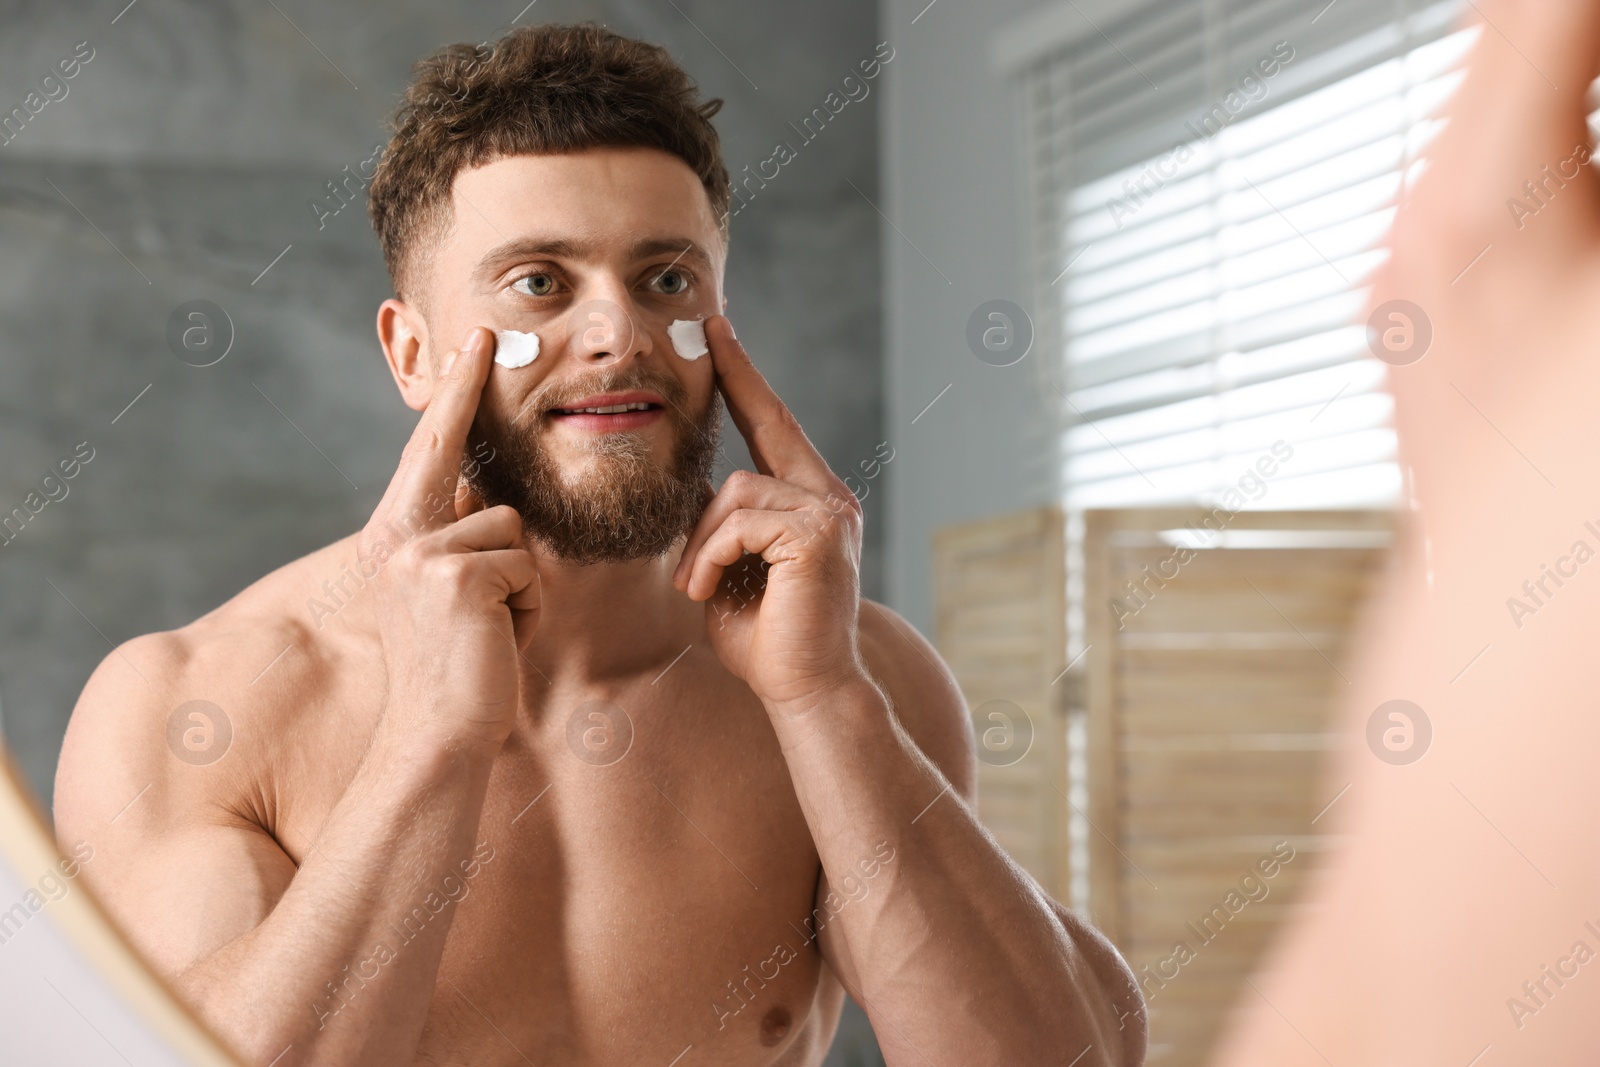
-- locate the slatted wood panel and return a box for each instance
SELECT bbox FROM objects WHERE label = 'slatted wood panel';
[931,506,1069,902]
[1083,509,1389,1066]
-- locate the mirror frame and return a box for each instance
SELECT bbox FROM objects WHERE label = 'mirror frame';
[0,749,242,1066]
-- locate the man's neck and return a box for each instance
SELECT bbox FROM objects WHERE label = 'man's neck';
[521,538,705,684]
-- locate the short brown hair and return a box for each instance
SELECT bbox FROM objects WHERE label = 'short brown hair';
[367,23,731,305]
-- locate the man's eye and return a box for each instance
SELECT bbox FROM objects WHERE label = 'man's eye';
[652,270,689,295]
[513,273,557,297]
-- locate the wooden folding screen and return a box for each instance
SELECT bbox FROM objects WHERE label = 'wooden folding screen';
[931,506,1070,904]
[1082,508,1390,1065]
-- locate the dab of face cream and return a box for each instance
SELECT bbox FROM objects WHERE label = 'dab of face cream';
[493,329,540,368]
[668,318,708,361]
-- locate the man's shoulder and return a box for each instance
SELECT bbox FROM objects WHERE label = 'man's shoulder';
[856,599,977,800]
[53,535,363,820]
[91,532,357,702]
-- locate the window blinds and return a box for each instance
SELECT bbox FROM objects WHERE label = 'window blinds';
[1012,0,1473,512]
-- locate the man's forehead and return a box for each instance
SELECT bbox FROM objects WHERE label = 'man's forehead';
[451,151,716,234]
[443,149,724,278]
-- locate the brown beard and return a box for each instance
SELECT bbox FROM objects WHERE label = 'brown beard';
[465,366,721,565]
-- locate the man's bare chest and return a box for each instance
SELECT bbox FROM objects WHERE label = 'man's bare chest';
[266,663,838,1064]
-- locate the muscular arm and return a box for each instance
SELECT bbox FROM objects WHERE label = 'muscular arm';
[54,328,534,1066]
[54,634,497,1065]
[676,318,1143,1065]
[793,604,1145,1066]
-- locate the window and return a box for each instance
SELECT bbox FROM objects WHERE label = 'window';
[1006,0,1473,516]
[999,0,1474,910]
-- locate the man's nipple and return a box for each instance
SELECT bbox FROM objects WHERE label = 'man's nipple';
[758,1005,792,1047]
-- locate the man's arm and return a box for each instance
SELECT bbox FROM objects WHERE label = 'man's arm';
[797,603,1144,1066]
[54,327,537,1066]
[1216,3,1600,1063]
[54,630,499,1065]
[674,316,1143,1065]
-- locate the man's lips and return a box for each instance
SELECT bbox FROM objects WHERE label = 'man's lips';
[546,390,666,432]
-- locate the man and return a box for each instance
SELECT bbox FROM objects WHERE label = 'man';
[52,23,1142,1067]
[1217,2,1600,1063]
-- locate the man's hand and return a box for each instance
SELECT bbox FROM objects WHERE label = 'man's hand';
[671,315,868,711]
[358,326,540,751]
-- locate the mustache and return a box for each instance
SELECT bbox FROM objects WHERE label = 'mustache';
[532,367,690,417]
[475,368,697,442]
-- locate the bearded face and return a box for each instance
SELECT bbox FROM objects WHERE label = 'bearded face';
[465,362,721,564]
[384,151,733,553]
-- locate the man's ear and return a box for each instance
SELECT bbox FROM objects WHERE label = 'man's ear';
[377,298,433,412]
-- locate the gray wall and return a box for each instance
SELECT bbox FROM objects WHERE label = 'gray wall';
[0,0,886,802]
[0,4,887,1059]
[879,0,1062,635]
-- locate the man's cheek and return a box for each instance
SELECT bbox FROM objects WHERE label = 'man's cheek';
[673,363,717,431]
[483,370,552,430]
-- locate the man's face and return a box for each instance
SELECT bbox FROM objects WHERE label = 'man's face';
[397,147,726,564]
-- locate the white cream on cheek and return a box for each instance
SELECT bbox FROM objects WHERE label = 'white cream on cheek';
[668,318,708,361]
[493,329,540,368]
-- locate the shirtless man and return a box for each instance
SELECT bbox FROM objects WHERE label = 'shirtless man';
[51,23,1142,1067]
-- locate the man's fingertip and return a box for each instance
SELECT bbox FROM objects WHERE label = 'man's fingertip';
[445,337,487,385]
[712,317,751,366]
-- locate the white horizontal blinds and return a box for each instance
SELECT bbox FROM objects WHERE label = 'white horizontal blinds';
[1026,0,1472,512]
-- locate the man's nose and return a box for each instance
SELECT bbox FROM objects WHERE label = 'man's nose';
[568,293,653,368]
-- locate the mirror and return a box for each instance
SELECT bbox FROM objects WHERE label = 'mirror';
[10,0,1587,1063]
[0,753,234,1064]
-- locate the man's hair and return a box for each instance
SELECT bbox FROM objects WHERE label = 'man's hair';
[367,23,732,305]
